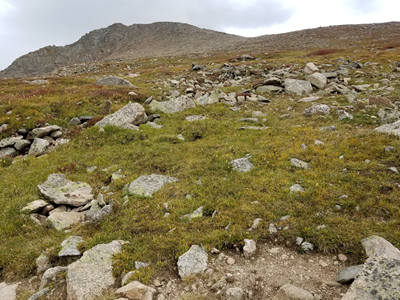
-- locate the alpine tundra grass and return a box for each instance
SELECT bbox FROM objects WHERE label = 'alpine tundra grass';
[1,45,400,284]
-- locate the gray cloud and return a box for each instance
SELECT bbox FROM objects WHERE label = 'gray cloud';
[0,0,294,70]
[343,0,380,14]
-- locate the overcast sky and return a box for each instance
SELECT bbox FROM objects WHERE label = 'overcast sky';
[0,0,398,70]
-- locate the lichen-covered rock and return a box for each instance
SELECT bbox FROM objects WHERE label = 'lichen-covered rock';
[342,236,400,300]
[38,174,94,206]
[177,245,208,278]
[128,174,179,197]
[231,157,253,173]
[66,241,122,300]
[59,236,84,257]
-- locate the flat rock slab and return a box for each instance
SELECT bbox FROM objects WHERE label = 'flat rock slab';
[177,245,208,278]
[96,76,137,87]
[272,284,314,300]
[128,174,179,197]
[59,236,84,257]
[67,241,122,300]
[0,282,20,300]
[28,125,61,139]
[231,157,254,173]
[38,174,94,206]
[47,211,84,231]
[96,103,147,128]
[149,95,196,113]
[21,200,49,213]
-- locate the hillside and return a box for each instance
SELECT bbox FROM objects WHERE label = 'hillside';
[1,21,400,78]
[1,21,400,300]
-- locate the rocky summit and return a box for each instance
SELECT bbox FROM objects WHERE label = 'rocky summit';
[1,20,400,300]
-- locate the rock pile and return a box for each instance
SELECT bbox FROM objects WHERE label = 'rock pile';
[22,174,112,231]
[0,125,68,160]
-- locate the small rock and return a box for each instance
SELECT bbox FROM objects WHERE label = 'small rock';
[336,265,363,284]
[177,245,208,278]
[58,236,83,257]
[243,239,256,258]
[290,158,309,169]
[231,157,253,173]
[226,287,245,300]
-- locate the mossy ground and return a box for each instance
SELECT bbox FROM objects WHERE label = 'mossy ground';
[1,45,400,283]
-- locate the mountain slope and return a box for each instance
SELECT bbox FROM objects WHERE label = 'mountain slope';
[0,22,246,78]
[1,21,400,78]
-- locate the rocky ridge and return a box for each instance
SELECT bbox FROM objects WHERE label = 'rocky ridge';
[1,21,400,78]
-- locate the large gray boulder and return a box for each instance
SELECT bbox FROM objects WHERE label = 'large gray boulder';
[149,95,196,113]
[28,138,50,157]
[95,103,148,128]
[128,174,179,197]
[342,235,400,300]
[66,240,122,300]
[307,73,327,89]
[38,174,94,207]
[284,79,313,95]
[96,75,137,87]
[177,245,208,278]
[374,119,400,137]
